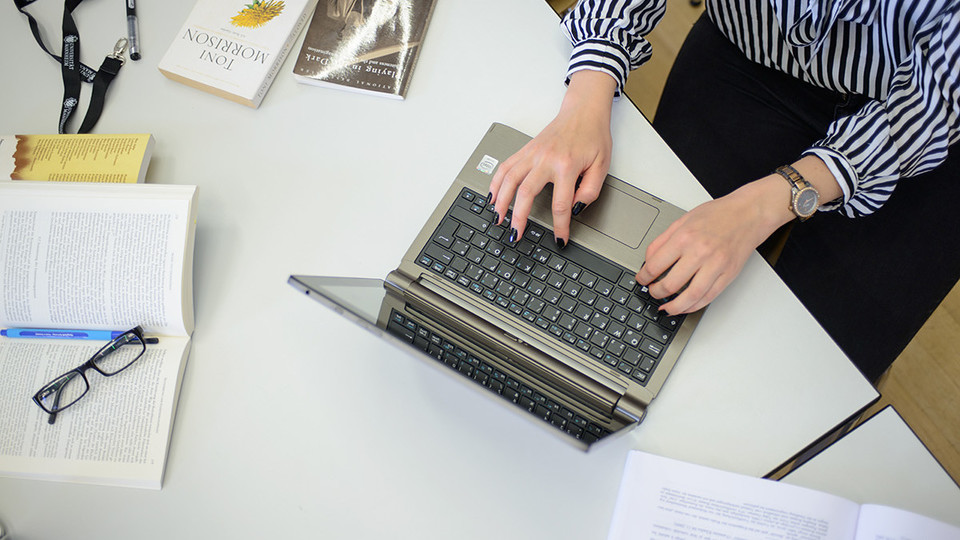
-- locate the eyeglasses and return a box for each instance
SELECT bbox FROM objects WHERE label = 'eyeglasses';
[32,326,152,425]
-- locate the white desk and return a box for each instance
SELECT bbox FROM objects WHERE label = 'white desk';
[0,0,878,538]
[783,406,960,529]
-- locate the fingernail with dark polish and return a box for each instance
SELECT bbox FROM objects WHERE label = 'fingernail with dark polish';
[508,228,519,243]
[492,212,500,225]
[556,237,566,249]
[572,202,586,216]
[486,192,493,205]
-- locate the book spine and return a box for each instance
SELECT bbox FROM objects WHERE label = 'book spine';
[253,0,319,106]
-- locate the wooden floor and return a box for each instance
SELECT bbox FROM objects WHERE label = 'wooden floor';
[546,0,960,483]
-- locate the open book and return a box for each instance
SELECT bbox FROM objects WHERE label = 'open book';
[608,451,960,540]
[0,181,198,489]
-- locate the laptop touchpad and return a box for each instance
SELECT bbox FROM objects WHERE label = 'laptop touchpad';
[572,184,658,249]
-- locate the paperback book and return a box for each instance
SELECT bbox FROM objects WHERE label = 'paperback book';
[159,0,319,107]
[292,0,437,99]
[608,451,960,540]
[0,134,154,183]
[0,182,198,489]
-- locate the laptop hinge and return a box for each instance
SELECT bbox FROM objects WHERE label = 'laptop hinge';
[386,270,626,417]
[615,399,645,424]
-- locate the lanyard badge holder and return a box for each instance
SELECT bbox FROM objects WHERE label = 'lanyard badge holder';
[14,0,126,134]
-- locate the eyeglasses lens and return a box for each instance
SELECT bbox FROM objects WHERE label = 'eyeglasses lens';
[36,371,88,413]
[93,333,146,375]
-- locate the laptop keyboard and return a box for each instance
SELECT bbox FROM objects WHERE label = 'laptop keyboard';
[386,308,611,443]
[415,187,685,387]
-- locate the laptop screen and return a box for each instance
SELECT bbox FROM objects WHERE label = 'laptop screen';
[292,276,386,324]
[288,274,634,448]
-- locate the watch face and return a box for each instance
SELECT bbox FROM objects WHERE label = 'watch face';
[796,188,819,217]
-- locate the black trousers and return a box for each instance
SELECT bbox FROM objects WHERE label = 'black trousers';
[652,15,960,383]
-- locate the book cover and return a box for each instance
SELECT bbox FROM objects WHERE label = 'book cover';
[0,134,154,183]
[0,182,198,489]
[292,0,438,99]
[158,0,319,108]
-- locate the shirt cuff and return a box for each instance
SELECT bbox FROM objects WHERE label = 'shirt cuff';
[802,147,856,214]
[565,39,632,97]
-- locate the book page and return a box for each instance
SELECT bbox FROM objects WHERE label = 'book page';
[608,451,861,540]
[0,182,195,336]
[0,335,191,489]
[854,504,960,540]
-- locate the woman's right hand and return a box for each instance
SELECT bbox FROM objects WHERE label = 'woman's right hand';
[487,70,618,247]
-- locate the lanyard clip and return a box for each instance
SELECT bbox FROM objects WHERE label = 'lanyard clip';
[109,38,128,64]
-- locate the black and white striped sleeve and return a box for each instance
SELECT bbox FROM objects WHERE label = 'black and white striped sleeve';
[560,0,667,95]
[805,7,960,217]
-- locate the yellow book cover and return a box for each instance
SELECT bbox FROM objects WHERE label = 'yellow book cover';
[0,134,155,183]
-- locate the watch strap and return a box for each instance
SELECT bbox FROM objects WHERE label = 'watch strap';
[775,164,810,190]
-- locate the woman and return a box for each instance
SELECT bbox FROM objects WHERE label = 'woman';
[487,0,960,382]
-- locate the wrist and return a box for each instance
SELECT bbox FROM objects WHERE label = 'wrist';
[743,175,798,232]
[562,70,617,116]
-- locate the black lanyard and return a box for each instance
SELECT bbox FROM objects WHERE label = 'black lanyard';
[14,0,126,133]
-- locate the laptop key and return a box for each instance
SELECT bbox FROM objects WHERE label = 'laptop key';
[450,257,468,273]
[641,338,664,358]
[606,340,626,357]
[591,312,609,330]
[433,220,459,248]
[470,234,489,250]
[612,288,630,305]
[450,206,488,233]
[574,304,592,322]
[495,281,514,296]
[425,244,454,266]
[639,356,656,373]
[525,225,545,242]
[660,315,683,331]
[485,242,504,257]
[516,239,536,256]
[574,322,593,340]
[543,288,562,304]
[481,255,499,272]
[520,397,536,411]
[643,324,670,344]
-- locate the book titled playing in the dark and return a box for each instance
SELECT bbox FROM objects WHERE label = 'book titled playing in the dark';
[292,0,437,99]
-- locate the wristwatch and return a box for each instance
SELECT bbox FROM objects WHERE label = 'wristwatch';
[775,164,819,221]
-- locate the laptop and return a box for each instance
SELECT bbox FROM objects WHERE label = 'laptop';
[289,123,702,450]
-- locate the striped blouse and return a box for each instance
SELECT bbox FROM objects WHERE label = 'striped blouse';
[561,0,960,217]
